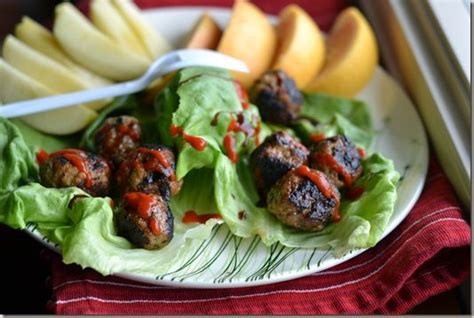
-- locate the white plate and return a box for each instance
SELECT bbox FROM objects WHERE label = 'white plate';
[27,7,428,288]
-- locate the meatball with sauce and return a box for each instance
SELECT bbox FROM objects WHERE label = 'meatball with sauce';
[115,144,182,198]
[250,70,303,125]
[39,149,111,197]
[250,131,309,200]
[309,135,363,188]
[267,165,341,231]
[94,116,141,166]
[115,192,173,250]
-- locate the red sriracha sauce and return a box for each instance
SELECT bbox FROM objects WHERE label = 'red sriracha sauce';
[357,147,367,158]
[309,133,326,143]
[183,133,207,151]
[124,192,162,235]
[295,165,333,198]
[148,217,162,235]
[50,149,93,188]
[331,211,342,223]
[169,124,207,151]
[137,147,170,168]
[233,80,249,110]
[346,186,365,200]
[313,153,354,187]
[36,149,49,165]
[224,134,238,163]
[227,117,240,132]
[295,165,342,223]
[182,210,222,224]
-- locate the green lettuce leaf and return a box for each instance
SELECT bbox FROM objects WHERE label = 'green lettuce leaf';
[0,118,220,276]
[293,93,374,149]
[215,152,399,256]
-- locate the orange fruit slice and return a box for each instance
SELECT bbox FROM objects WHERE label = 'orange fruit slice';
[272,4,325,88]
[305,7,378,97]
[185,13,222,49]
[217,1,277,88]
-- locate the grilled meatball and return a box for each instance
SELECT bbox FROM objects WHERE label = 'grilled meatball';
[115,144,182,198]
[39,149,111,197]
[115,192,173,249]
[94,116,141,165]
[267,166,341,231]
[250,131,309,200]
[309,135,362,188]
[250,70,303,125]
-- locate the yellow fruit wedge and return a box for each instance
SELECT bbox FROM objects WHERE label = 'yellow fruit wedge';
[0,59,97,135]
[90,0,150,60]
[53,3,150,81]
[217,1,277,88]
[112,0,172,59]
[15,16,112,89]
[305,7,378,97]
[185,13,222,49]
[2,35,109,111]
[272,5,325,88]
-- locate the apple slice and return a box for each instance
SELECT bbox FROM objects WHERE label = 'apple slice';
[53,3,150,81]
[90,0,150,60]
[2,35,109,111]
[15,16,112,88]
[0,59,98,135]
[217,1,277,88]
[185,13,222,49]
[112,0,172,59]
[272,5,326,88]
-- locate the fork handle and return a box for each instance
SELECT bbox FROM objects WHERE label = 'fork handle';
[0,79,143,118]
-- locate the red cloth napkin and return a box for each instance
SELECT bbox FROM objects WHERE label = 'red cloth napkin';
[43,0,471,314]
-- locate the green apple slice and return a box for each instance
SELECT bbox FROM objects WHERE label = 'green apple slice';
[15,16,112,88]
[53,3,150,81]
[2,35,109,111]
[0,59,98,135]
[90,0,150,60]
[112,0,172,59]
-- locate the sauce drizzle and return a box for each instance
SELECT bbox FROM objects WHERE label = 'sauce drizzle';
[313,153,354,187]
[233,80,249,110]
[124,192,162,235]
[346,186,365,200]
[224,134,238,163]
[182,210,222,224]
[169,124,207,151]
[50,149,93,188]
[309,133,326,143]
[294,165,333,198]
[36,149,49,165]
[357,147,367,158]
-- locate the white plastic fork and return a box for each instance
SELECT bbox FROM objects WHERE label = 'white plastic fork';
[0,49,249,118]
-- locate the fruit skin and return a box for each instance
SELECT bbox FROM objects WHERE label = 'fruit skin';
[2,35,109,111]
[112,0,172,59]
[53,3,150,81]
[304,7,379,97]
[185,13,222,49]
[15,16,112,89]
[272,4,326,89]
[217,1,277,88]
[90,0,150,59]
[0,59,97,135]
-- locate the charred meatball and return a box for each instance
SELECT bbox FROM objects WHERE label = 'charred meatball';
[309,135,362,188]
[267,166,341,231]
[115,192,173,249]
[250,70,303,125]
[94,116,141,165]
[39,149,111,197]
[250,131,309,200]
[115,144,182,198]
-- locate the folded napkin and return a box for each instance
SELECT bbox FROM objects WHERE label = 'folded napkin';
[43,0,470,314]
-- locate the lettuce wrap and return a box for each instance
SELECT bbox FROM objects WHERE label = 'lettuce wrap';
[0,67,399,276]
